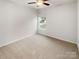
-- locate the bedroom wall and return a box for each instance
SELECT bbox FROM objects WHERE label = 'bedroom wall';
[77,0,79,50]
[38,1,77,44]
[0,0,37,47]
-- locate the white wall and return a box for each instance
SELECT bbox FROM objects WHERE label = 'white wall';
[0,0,37,47]
[38,1,77,44]
[78,0,79,50]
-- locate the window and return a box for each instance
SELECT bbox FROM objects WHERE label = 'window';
[37,17,47,31]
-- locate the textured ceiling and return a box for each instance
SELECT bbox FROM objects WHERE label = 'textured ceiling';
[10,0,76,4]
[8,0,76,9]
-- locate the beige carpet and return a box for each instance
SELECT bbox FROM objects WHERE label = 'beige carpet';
[0,34,78,59]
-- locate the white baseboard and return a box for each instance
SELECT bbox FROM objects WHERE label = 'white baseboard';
[38,32,77,44]
[0,33,35,48]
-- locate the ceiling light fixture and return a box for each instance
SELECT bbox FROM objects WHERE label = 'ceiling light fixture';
[27,0,50,7]
[37,0,43,7]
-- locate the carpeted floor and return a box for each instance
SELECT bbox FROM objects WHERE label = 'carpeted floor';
[0,34,78,59]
